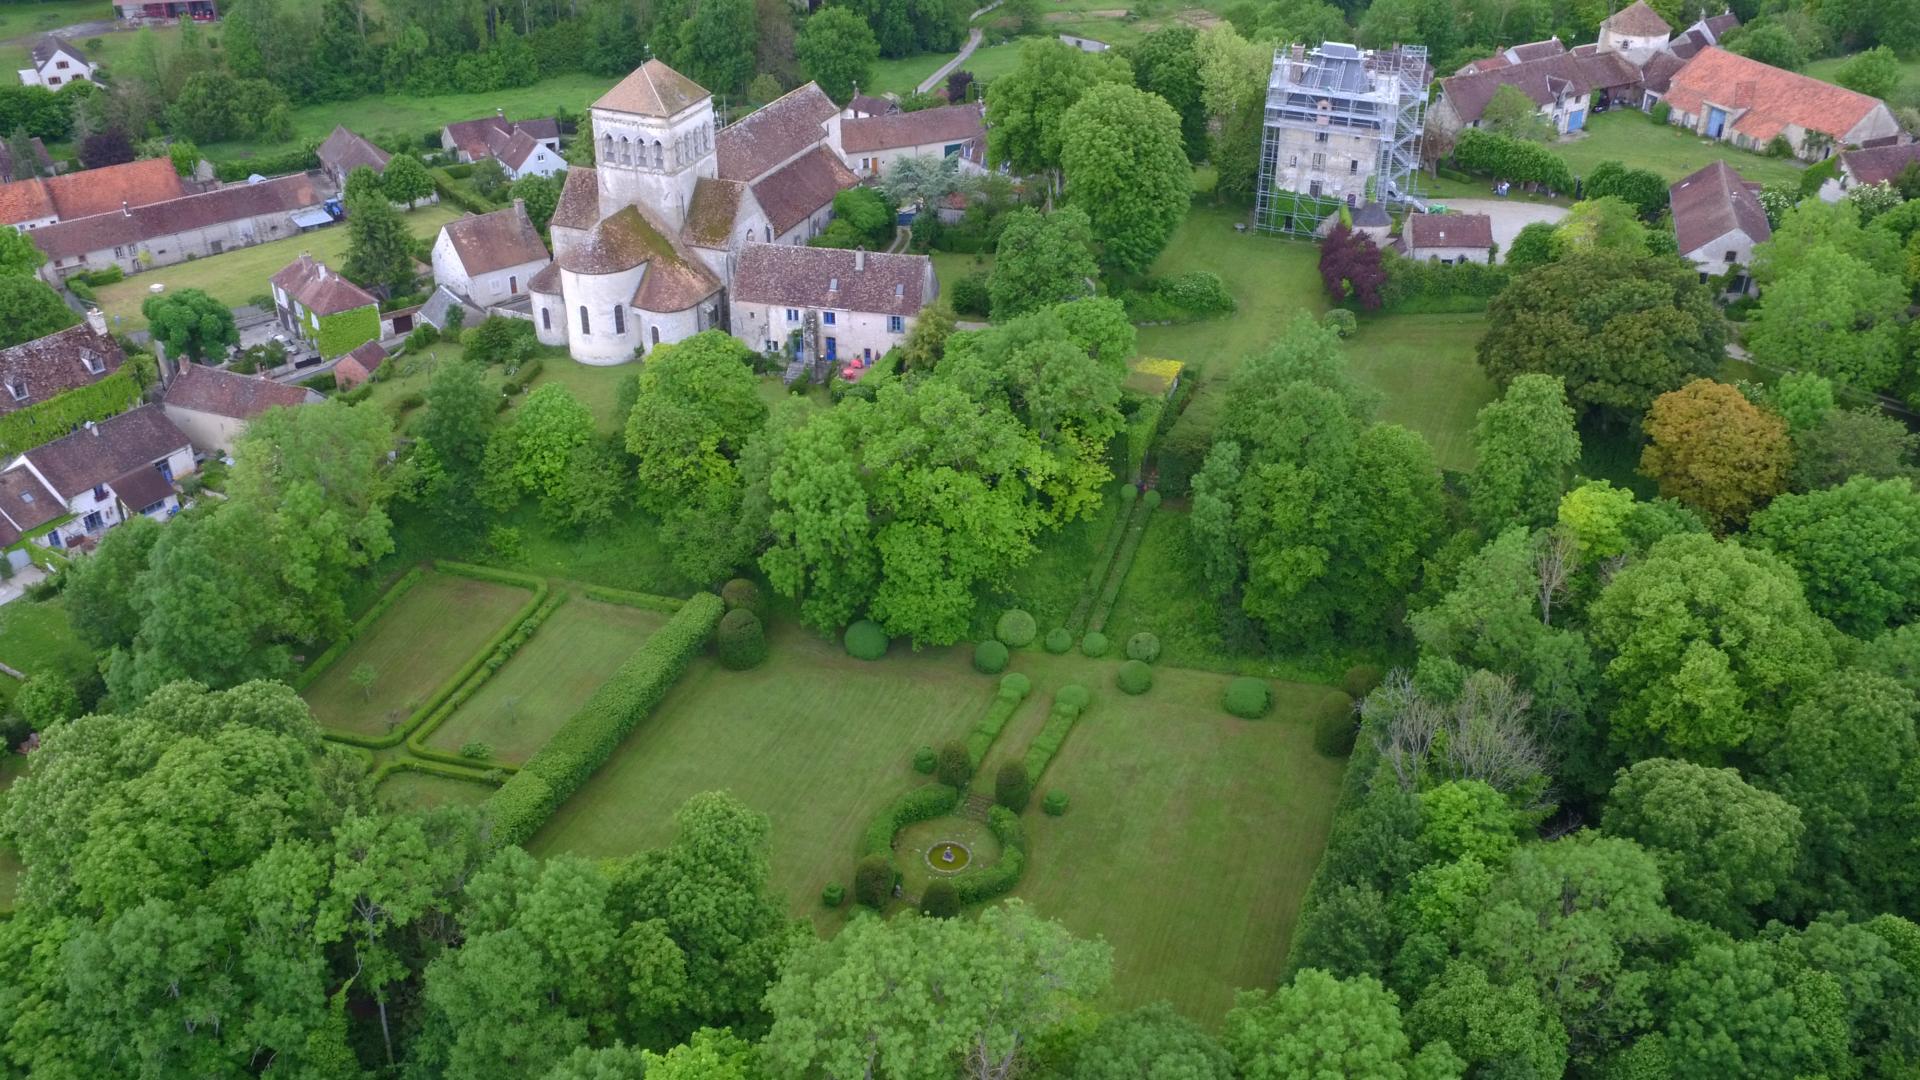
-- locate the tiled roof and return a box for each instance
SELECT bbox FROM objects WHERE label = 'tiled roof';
[1507,38,1566,62]
[556,204,722,313]
[445,115,558,161]
[110,464,171,510]
[318,125,391,176]
[163,362,318,419]
[551,166,600,230]
[840,103,985,153]
[340,340,386,374]
[1405,212,1494,250]
[1699,12,1739,39]
[0,176,55,224]
[1839,142,1920,186]
[440,203,550,276]
[1666,47,1885,142]
[1439,51,1640,122]
[1669,160,1771,255]
[1351,202,1392,227]
[0,157,187,226]
[733,243,931,316]
[498,129,540,170]
[528,261,561,294]
[0,323,123,417]
[1642,50,1689,94]
[716,83,838,183]
[751,145,858,236]
[595,59,712,118]
[271,253,377,316]
[684,177,747,247]
[0,467,59,538]
[848,94,896,117]
[29,173,321,260]
[29,36,83,67]
[21,404,188,500]
[1459,52,1512,74]
[1604,0,1671,36]
[517,117,561,141]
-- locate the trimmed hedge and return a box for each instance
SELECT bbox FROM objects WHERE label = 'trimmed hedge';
[716,608,767,670]
[995,609,1037,647]
[1314,693,1359,757]
[973,639,1010,673]
[578,584,683,613]
[294,567,423,690]
[1021,685,1090,781]
[1043,790,1069,816]
[953,807,1026,903]
[858,782,960,859]
[1125,632,1161,663]
[1000,672,1030,698]
[995,759,1031,811]
[720,578,764,617]
[1116,659,1153,695]
[913,745,937,774]
[921,879,960,917]
[855,855,894,908]
[965,674,1033,766]
[1342,664,1385,700]
[936,741,974,788]
[1224,676,1272,719]
[1043,627,1073,653]
[1088,497,1156,634]
[486,592,725,846]
[822,882,845,907]
[845,620,889,660]
[1081,632,1109,657]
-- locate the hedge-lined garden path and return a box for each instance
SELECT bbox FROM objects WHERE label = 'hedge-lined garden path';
[1067,492,1151,632]
[966,683,1053,797]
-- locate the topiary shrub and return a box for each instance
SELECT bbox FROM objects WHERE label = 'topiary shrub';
[999,671,1030,698]
[974,638,1010,674]
[936,740,974,788]
[1142,489,1161,510]
[1056,684,1092,710]
[995,759,1032,811]
[996,609,1038,647]
[1043,790,1069,816]
[715,608,768,670]
[1043,627,1073,653]
[1322,307,1358,338]
[1119,484,1138,504]
[1125,632,1161,663]
[720,577,764,617]
[1342,664,1386,700]
[1224,676,1272,719]
[822,882,845,907]
[920,879,960,917]
[845,620,889,660]
[854,855,894,908]
[1081,631,1109,657]
[1314,693,1359,757]
[912,745,937,774]
[1116,659,1153,695]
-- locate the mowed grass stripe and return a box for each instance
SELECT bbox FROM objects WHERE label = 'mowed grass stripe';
[303,573,533,737]
[426,598,671,764]
[375,769,496,811]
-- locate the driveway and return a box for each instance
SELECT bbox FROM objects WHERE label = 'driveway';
[1424,198,1569,262]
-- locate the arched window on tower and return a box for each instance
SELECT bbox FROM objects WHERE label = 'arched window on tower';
[618,135,631,165]
[653,140,664,169]
[579,306,591,334]
[601,132,612,163]
[651,325,660,346]
[613,305,626,335]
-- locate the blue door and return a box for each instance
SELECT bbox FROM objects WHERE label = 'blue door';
[825,336,837,361]
[1568,109,1586,131]
[1706,107,1727,137]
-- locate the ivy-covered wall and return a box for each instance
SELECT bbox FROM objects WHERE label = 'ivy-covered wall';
[0,372,142,459]
[311,304,379,359]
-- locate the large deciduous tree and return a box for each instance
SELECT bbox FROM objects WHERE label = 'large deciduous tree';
[1319,223,1386,309]
[1223,967,1463,1079]
[343,184,417,296]
[0,276,78,347]
[1750,476,1920,637]
[1638,378,1790,530]
[380,152,433,210]
[1126,26,1207,159]
[988,206,1098,320]
[1468,373,1580,532]
[985,38,1131,183]
[142,288,239,361]
[796,7,878,105]
[1058,82,1190,274]
[1747,246,1908,392]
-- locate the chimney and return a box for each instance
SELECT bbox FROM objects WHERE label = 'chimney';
[854,247,865,271]
[84,307,105,335]
[513,197,526,220]
[120,199,130,218]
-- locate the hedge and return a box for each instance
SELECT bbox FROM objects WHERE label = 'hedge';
[486,591,725,846]
[1450,128,1575,193]
[1122,399,1164,482]
[1374,252,1512,314]
[1224,676,1271,719]
[1042,790,1069,816]
[1125,632,1161,663]
[965,673,1033,766]
[1043,627,1073,653]
[1088,497,1155,635]
[212,143,320,183]
[995,609,1037,647]
[1116,659,1152,695]
[1021,685,1090,782]
[973,638,1009,673]
[0,372,143,459]
[845,620,889,660]
[316,305,380,360]
[1068,490,1138,632]
[716,608,768,670]
[857,782,960,859]
[294,567,424,690]
[953,807,1026,903]
[431,170,499,215]
[1081,631,1109,657]
[1156,382,1224,497]
[720,578,764,617]
[1314,693,1359,757]
[578,584,683,613]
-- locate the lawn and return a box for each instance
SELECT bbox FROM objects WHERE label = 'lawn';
[1805,52,1920,107]
[425,596,670,765]
[90,203,463,334]
[0,597,94,710]
[1554,109,1808,188]
[375,767,497,811]
[974,482,1122,638]
[0,0,99,41]
[1347,312,1494,473]
[301,571,535,738]
[524,354,632,435]
[931,250,993,317]
[1134,206,1327,377]
[868,52,954,97]
[381,499,695,602]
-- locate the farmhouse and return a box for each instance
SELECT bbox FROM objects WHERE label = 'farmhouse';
[31,173,327,280]
[1669,160,1770,295]
[1431,49,1641,137]
[270,254,379,358]
[431,201,552,311]
[17,36,95,89]
[1399,212,1495,264]
[332,341,388,390]
[494,129,568,180]
[1455,36,1566,75]
[728,244,935,369]
[0,157,188,231]
[162,361,320,454]
[317,125,391,187]
[442,112,563,167]
[0,312,125,420]
[1818,142,1920,202]
[840,103,985,178]
[1662,47,1900,160]
[2,404,195,551]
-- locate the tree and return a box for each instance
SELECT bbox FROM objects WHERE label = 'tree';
[1469,373,1580,532]
[78,128,134,169]
[469,157,509,200]
[349,662,377,700]
[63,515,161,654]
[1724,19,1808,70]
[1505,220,1558,272]
[509,384,596,500]
[1790,407,1917,492]
[1583,160,1670,218]
[669,0,757,94]
[0,226,43,279]
[985,38,1131,183]
[1603,757,1803,930]
[13,672,80,731]
[343,186,416,295]
[1747,247,1907,392]
[796,7,878,105]
[1224,968,1461,1079]
[0,276,78,347]
[1127,27,1207,159]
[342,162,384,205]
[1551,196,1649,257]
[417,358,496,527]
[1478,252,1724,419]
[1074,1002,1233,1079]
[894,306,953,372]
[381,153,433,209]
[1406,960,1569,1080]
[988,206,1097,320]
[1319,223,1387,309]
[543,441,626,534]
[624,330,767,514]
[1837,45,1902,98]
[1750,476,1920,636]
[1058,82,1190,274]
[1639,379,1790,530]
[1661,938,1850,1078]
[1481,83,1551,141]
[1588,532,1834,761]
[1753,198,1904,284]
[141,288,238,361]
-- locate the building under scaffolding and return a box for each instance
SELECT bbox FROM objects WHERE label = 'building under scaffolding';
[1255,41,1427,237]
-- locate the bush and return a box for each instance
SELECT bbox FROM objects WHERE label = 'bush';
[1651,101,1671,125]
[954,807,1027,903]
[1322,308,1358,337]
[855,855,895,908]
[1224,676,1271,719]
[1342,664,1385,699]
[822,882,845,907]
[859,783,961,858]
[913,745,937,774]
[1043,790,1069,815]
[715,608,768,670]
[1142,489,1161,510]
[1120,483,1138,504]
[844,619,889,660]
[1314,694,1358,757]
[1081,631,1109,657]
[973,638,1010,673]
[720,577,764,617]
[936,740,974,788]
[1056,684,1091,710]
[921,879,960,917]
[995,759,1032,811]
[459,740,492,760]
[995,609,1037,647]
[952,273,991,317]
[1043,627,1072,653]
[1125,632,1161,663]
[1116,659,1153,695]
[999,671,1031,698]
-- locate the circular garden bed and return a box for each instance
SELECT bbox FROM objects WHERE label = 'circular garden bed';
[895,816,1003,899]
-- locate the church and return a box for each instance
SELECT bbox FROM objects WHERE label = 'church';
[519,59,942,367]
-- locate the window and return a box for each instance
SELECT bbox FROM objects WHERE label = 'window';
[81,350,103,375]
[1288,154,1298,167]
[6,380,24,402]
[651,326,660,346]
[56,61,68,70]
[92,485,107,501]
[1724,250,1737,263]
[508,275,518,294]
[579,306,590,334]
[82,512,102,532]
[613,305,625,335]
[1309,180,1323,197]
[888,315,904,333]
[1349,160,1358,174]
[112,246,123,257]
[1312,153,1325,170]
[541,307,550,331]
[786,308,799,322]
[1315,131,1328,143]
[822,311,836,326]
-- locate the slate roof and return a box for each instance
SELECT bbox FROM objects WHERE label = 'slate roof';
[1351,202,1392,227]
[1404,212,1494,251]
[164,362,318,419]
[1838,142,1920,186]
[272,254,376,316]
[1669,160,1771,255]
[20,404,188,500]
[1439,51,1641,122]
[0,323,123,417]
[1665,47,1886,143]
[419,285,483,331]
[110,464,171,511]
[551,167,600,230]
[685,177,747,247]
[0,157,187,226]
[29,173,321,260]
[1603,0,1671,36]
[29,36,84,67]
[318,125,391,177]
[595,59,712,118]
[0,467,60,542]
[751,145,859,236]
[732,244,931,316]
[716,83,838,183]
[840,103,985,153]
[439,203,550,276]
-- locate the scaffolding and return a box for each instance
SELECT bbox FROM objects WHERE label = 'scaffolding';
[1255,42,1428,238]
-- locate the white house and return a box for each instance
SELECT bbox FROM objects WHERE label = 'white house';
[1818,142,1920,202]
[728,244,935,369]
[17,37,95,89]
[497,130,568,180]
[431,201,553,311]
[441,114,562,166]
[162,362,321,455]
[1400,212,1495,264]
[2,404,194,552]
[839,103,986,179]
[1669,160,1770,295]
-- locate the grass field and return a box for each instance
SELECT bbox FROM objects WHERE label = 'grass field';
[426,596,670,764]
[374,768,496,811]
[1134,206,1327,376]
[1555,110,1808,187]
[932,250,994,316]
[0,0,98,40]
[868,52,955,97]
[1347,312,1494,473]
[524,354,631,435]
[302,571,534,738]
[0,597,92,683]
[90,204,462,334]
[975,483,1122,638]
[1805,52,1920,107]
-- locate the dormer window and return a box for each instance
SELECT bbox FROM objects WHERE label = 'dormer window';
[80,350,103,375]
[7,379,26,402]
[20,492,32,504]
[828,277,839,293]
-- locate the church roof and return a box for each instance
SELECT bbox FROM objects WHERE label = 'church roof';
[685,177,748,247]
[751,145,859,236]
[557,204,721,313]
[594,59,712,118]
[716,83,839,183]
[551,167,600,231]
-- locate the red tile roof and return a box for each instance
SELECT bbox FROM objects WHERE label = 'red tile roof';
[716,83,838,183]
[1665,47,1885,143]
[318,125,391,177]
[1668,160,1771,255]
[110,464,172,511]
[439,203,550,276]
[1405,212,1494,251]
[595,59,712,118]
[751,145,858,236]
[0,157,186,226]
[0,467,59,539]
[841,103,985,154]
[164,362,319,419]
[29,174,322,260]
[271,254,377,316]
[1840,143,1920,187]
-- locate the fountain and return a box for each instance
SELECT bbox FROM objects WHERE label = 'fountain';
[926,841,972,873]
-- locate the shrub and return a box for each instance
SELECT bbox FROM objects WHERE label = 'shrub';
[1342,664,1386,699]
[995,609,1037,647]
[855,855,894,908]
[1651,101,1671,125]
[999,671,1031,699]
[1224,676,1271,719]
[459,740,493,760]
[921,879,961,917]
[974,638,1010,673]
[952,273,991,316]
[1043,790,1069,816]
[1056,684,1091,710]
[1081,631,1109,657]
[1125,632,1161,663]
[955,807,1027,903]
[720,577,764,617]
[845,619,889,660]
[1119,483,1138,503]
[1142,489,1161,510]
[822,882,845,907]
[913,745,937,773]
[995,759,1032,811]
[1322,308,1358,337]
[859,783,961,858]
[1314,694,1359,757]
[716,608,768,670]
[1116,659,1153,695]
[936,740,974,788]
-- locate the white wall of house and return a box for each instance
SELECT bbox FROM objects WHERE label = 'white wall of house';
[18,47,96,89]
[429,230,475,300]
[846,142,980,179]
[43,211,308,280]
[1682,227,1761,294]
[507,145,567,180]
[1407,244,1493,265]
[1665,103,1902,161]
[730,302,912,364]
[161,406,250,456]
[473,257,549,309]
